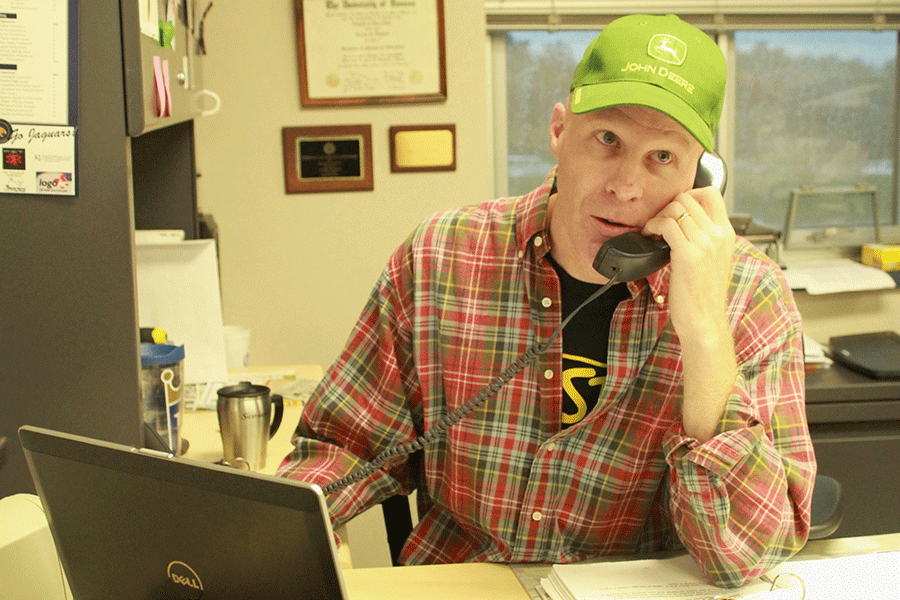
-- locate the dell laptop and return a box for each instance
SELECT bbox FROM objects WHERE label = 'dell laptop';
[18,425,349,600]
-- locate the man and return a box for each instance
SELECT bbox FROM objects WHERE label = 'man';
[278,14,815,588]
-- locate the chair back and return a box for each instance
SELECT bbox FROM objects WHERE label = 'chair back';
[809,474,843,539]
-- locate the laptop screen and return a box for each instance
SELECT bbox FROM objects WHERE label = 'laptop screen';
[19,425,347,600]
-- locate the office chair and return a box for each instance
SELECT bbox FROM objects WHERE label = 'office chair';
[808,474,843,540]
[381,495,414,566]
[380,474,844,565]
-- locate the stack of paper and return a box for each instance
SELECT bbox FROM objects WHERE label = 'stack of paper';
[538,552,900,600]
[782,258,896,295]
[802,334,832,368]
[135,239,228,385]
[539,555,772,600]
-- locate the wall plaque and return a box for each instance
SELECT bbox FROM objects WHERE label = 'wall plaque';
[282,125,373,193]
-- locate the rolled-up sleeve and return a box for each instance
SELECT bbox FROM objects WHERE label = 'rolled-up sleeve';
[664,265,815,588]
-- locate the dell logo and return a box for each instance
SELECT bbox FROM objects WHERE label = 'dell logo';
[171,573,201,588]
[167,561,204,599]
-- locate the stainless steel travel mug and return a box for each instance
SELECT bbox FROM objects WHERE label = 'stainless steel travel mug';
[216,382,283,471]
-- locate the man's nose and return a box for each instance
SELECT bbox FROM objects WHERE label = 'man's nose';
[605,158,643,202]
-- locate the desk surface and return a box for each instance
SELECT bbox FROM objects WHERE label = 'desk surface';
[343,563,528,600]
[181,365,899,598]
[805,362,900,403]
[341,532,900,600]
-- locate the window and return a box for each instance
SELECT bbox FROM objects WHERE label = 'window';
[733,31,897,232]
[503,31,592,195]
[492,27,900,243]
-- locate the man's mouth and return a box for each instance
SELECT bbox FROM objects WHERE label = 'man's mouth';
[592,216,640,240]
[596,216,634,230]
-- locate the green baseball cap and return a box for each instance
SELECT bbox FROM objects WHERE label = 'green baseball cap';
[570,14,726,151]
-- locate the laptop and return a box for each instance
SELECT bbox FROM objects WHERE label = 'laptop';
[18,425,349,600]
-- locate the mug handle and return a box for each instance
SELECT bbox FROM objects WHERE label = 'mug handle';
[221,457,252,470]
[269,394,284,439]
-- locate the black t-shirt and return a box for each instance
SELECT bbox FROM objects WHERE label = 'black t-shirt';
[547,256,630,427]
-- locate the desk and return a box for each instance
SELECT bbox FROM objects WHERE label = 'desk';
[339,532,900,600]
[182,363,899,566]
[805,363,900,537]
[343,563,529,600]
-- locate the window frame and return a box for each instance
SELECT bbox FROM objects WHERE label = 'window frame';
[488,22,900,246]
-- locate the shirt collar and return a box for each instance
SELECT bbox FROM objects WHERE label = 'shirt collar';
[514,168,555,259]
[642,264,671,304]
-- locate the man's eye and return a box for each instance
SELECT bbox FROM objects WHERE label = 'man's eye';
[599,131,617,145]
[655,150,673,164]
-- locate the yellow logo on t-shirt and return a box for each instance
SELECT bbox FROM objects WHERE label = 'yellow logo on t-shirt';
[562,354,606,425]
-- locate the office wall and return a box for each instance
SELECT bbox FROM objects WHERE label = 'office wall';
[194,1,491,370]
[194,3,900,368]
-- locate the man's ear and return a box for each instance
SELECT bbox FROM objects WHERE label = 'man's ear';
[549,102,567,159]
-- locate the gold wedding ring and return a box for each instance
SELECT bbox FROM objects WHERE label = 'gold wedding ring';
[676,211,690,224]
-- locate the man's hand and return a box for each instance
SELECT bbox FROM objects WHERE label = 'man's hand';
[643,186,737,443]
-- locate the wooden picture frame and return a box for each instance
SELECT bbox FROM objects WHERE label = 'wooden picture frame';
[295,0,447,107]
[389,124,456,173]
[282,125,373,193]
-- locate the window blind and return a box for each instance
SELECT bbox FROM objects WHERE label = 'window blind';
[485,1,900,30]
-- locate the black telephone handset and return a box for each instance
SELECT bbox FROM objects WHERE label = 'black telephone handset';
[592,151,728,282]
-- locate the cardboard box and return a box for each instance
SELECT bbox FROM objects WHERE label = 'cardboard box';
[862,243,900,271]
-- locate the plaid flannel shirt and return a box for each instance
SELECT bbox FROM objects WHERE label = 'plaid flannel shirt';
[278,171,815,587]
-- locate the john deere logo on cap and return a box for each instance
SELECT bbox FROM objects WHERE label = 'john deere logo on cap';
[648,34,686,65]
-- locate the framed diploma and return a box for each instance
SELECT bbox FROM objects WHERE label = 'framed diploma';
[282,125,374,193]
[295,0,447,107]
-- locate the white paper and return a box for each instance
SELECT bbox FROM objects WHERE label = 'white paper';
[771,552,900,600]
[539,555,772,600]
[0,0,69,124]
[802,334,832,366]
[135,239,228,384]
[539,552,900,600]
[134,229,186,245]
[138,0,160,39]
[782,258,896,295]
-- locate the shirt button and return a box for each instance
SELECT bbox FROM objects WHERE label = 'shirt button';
[518,250,524,258]
[656,294,666,304]
[546,442,556,453]
[534,236,543,247]
[532,511,543,522]
[542,297,552,308]
[543,369,553,380]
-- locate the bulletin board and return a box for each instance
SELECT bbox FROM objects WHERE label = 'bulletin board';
[0,0,78,196]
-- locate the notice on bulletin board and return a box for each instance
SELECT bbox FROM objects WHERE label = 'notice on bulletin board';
[0,0,77,196]
[1,123,76,195]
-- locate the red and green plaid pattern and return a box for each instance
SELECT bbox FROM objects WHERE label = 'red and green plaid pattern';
[278,171,815,588]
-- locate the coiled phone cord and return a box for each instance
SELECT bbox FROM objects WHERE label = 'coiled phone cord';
[321,273,622,496]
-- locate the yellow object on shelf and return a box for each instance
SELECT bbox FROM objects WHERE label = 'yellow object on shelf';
[862,244,900,271]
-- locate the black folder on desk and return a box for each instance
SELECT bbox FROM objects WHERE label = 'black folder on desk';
[19,425,349,600]
[829,331,900,380]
